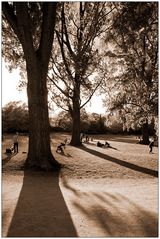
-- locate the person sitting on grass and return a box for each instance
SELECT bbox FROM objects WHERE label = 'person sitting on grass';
[97,141,104,148]
[56,141,71,157]
[105,141,110,147]
[56,143,66,154]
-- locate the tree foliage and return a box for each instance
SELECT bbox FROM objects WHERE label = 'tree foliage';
[48,2,114,145]
[103,2,158,141]
[2,101,29,133]
[51,109,107,134]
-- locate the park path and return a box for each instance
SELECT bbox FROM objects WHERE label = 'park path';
[2,134,158,237]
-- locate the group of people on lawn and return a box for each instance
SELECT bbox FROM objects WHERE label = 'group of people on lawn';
[56,133,155,155]
[6,132,155,156]
[56,134,111,155]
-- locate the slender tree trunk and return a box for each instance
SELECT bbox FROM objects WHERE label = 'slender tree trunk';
[70,103,81,146]
[70,86,81,146]
[142,122,150,145]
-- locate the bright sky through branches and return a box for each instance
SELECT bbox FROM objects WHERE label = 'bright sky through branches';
[2,62,105,114]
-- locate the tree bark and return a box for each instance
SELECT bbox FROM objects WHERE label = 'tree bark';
[25,61,59,170]
[70,85,81,146]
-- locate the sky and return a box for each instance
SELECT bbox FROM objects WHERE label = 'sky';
[2,62,28,106]
[2,62,106,115]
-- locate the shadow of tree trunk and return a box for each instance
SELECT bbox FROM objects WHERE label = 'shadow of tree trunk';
[80,146,158,178]
[6,170,77,237]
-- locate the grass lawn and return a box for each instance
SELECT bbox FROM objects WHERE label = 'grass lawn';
[2,133,158,237]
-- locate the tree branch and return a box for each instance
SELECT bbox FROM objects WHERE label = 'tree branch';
[61,3,76,59]
[80,77,103,109]
[55,30,74,81]
[51,96,69,112]
[38,3,57,66]
[48,75,72,99]
[2,3,20,40]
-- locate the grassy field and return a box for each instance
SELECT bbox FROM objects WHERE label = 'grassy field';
[2,133,158,237]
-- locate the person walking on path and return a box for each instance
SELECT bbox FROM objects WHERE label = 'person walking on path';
[149,140,154,154]
[13,132,19,153]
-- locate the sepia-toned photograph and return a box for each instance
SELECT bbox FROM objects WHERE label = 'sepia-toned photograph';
[2,2,158,237]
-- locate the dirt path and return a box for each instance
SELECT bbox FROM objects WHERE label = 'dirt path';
[2,134,158,237]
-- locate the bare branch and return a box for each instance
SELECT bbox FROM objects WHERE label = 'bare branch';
[55,30,74,81]
[80,77,104,109]
[62,3,76,59]
[48,75,72,99]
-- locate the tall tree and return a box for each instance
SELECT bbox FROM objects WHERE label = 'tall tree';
[103,2,158,144]
[48,2,114,146]
[2,2,59,170]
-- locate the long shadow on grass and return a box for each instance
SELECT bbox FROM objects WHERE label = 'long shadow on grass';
[73,191,158,237]
[61,178,158,237]
[80,146,158,178]
[6,170,77,237]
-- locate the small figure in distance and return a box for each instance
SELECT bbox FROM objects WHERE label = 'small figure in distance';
[105,141,110,147]
[86,135,89,142]
[64,138,69,144]
[149,140,154,154]
[13,132,19,153]
[80,133,85,143]
[56,142,66,154]
[97,141,104,148]
[97,140,117,150]
[56,141,71,157]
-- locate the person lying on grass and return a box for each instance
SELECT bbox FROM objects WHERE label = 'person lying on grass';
[97,141,110,148]
[97,141,117,150]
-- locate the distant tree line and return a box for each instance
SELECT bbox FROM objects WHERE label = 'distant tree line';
[2,101,156,136]
[2,101,29,133]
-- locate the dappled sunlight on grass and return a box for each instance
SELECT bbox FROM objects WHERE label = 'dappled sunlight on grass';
[60,177,158,237]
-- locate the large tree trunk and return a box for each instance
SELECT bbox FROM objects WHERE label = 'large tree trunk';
[70,86,81,146]
[25,62,59,170]
[141,122,150,145]
[2,2,59,170]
